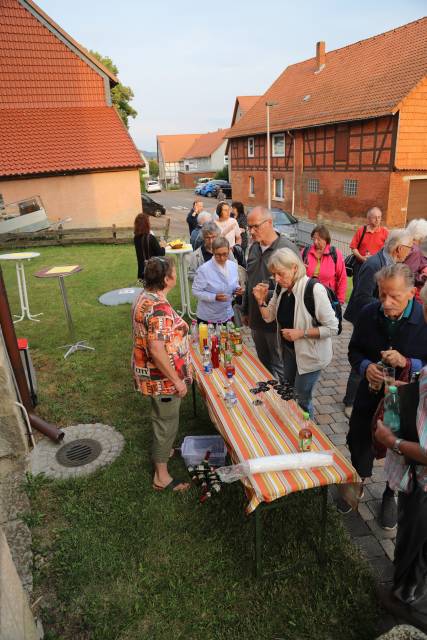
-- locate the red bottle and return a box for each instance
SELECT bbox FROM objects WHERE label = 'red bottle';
[211,336,220,369]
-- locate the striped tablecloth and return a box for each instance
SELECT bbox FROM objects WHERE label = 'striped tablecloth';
[190,344,359,514]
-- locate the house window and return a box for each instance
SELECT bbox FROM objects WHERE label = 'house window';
[274,178,284,200]
[335,125,349,162]
[249,176,255,196]
[272,134,285,157]
[248,137,255,158]
[224,155,229,165]
[307,178,320,193]
[343,178,358,196]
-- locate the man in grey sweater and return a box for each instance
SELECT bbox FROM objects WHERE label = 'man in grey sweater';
[240,206,299,380]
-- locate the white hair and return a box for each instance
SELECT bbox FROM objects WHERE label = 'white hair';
[247,206,273,221]
[406,218,427,242]
[385,228,413,254]
[197,210,212,226]
[268,248,306,280]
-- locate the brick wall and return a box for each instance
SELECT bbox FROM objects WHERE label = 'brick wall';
[396,76,427,170]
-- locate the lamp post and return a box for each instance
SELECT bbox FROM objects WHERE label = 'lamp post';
[266,101,278,210]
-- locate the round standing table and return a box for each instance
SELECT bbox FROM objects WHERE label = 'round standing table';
[165,244,195,318]
[35,265,95,359]
[0,251,42,323]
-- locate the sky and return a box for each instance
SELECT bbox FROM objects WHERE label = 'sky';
[37,0,425,151]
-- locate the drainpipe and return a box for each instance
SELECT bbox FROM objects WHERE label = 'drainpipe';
[0,266,64,442]
[287,131,296,215]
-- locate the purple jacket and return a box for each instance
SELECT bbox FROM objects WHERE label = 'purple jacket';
[405,246,427,287]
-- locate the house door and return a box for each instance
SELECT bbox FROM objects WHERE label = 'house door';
[407,178,427,222]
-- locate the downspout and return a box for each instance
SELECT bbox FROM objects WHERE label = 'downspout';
[0,267,64,442]
[287,131,296,215]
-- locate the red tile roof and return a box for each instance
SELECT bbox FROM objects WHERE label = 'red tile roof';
[182,129,226,159]
[157,134,202,163]
[236,96,259,116]
[0,0,142,176]
[0,107,142,177]
[228,18,427,138]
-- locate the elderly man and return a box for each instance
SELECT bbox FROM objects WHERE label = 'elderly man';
[349,206,388,284]
[343,228,414,416]
[190,210,212,249]
[186,199,204,236]
[240,206,298,381]
[338,264,427,531]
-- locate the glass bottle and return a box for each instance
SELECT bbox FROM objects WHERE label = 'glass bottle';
[299,411,312,451]
[383,385,400,434]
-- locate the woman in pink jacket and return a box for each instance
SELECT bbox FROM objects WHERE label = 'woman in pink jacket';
[301,225,347,304]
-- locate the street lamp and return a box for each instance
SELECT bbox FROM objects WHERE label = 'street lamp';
[266,101,278,210]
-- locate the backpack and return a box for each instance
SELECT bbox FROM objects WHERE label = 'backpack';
[302,244,337,265]
[303,277,342,335]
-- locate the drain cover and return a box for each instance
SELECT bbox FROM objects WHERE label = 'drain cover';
[55,438,102,467]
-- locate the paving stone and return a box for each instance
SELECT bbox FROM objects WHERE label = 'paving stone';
[330,421,349,435]
[316,424,334,437]
[367,482,387,500]
[370,555,395,583]
[358,502,375,521]
[318,395,335,404]
[329,433,347,445]
[316,404,336,414]
[367,517,397,541]
[341,511,371,537]
[353,534,385,559]
[380,539,395,562]
[316,413,333,425]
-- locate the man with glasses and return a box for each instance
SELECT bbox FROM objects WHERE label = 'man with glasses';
[240,206,298,381]
[343,228,414,418]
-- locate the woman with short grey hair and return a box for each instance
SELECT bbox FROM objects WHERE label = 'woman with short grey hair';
[253,247,338,417]
[405,219,427,299]
[192,237,242,324]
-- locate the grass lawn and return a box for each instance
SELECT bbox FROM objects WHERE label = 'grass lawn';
[3,245,377,640]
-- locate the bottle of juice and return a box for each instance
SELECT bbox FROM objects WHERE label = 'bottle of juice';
[211,336,220,369]
[299,412,312,451]
[199,323,208,352]
[234,327,243,355]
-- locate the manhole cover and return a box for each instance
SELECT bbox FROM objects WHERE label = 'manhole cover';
[55,438,102,468]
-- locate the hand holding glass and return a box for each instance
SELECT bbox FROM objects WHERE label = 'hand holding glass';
[253,283,268,304]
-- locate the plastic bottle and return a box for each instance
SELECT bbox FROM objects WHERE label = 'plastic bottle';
[225,349,235,379]
[203,342,212,374]
[190,320,198,345]
[383,385,400,433]
[224,384,237,408]
[298,411,312,451]
[207,323,215,348]
[199,323,208,352]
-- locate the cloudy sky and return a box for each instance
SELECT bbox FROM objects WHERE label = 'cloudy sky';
[38,0,425,151]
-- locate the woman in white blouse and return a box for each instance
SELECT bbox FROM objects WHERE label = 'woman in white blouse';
[215,202,241,248]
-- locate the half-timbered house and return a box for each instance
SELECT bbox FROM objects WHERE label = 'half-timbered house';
[227,19,427,226]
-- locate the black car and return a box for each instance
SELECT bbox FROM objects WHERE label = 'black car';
[141,193,166,217]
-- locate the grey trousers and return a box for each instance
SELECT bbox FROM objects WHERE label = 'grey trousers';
[251,328,284,381]
[150,395,182,463]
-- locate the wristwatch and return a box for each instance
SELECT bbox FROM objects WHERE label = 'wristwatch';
[303,329,309,339]
[392,438,403,455]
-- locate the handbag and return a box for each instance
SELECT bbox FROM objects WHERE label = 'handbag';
[345,225,367,277]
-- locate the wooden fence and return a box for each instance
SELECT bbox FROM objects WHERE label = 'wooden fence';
[0,218,171,249]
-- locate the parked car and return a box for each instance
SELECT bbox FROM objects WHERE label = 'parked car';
[141,193,166,218]
[146,180,161,193]
[199,180,232,198]
[194,183,205,195]
[196,177,211,186]
[271,208,298,242]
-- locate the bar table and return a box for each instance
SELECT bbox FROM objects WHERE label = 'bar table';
[0,251,41,322]
[165,244,195,318]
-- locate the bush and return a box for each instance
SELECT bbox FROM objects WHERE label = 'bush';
[214,166,229,181]
[139,171,146,193]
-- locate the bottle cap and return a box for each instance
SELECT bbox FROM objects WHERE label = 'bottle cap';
[303,411,310,420]
[388,385,397,393]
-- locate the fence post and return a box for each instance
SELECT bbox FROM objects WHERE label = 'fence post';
[112,224,117,241]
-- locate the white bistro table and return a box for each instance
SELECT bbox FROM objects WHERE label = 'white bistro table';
[0,251,41,323]
[165,244,195,319]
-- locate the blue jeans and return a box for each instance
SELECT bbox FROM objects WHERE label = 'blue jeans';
[282,345,321,419]
[251,328,284,382]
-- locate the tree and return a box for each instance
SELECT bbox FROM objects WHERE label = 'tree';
[215,166,229,181]
[90,50,137,128]
[149,159,159,178]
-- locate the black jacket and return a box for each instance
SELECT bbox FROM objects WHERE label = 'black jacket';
[347,299,427,477]
[186,208,198,235]
[134,234,165,279]
[344,249,389,324]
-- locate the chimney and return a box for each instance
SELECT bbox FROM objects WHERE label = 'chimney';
[316,41,325,72]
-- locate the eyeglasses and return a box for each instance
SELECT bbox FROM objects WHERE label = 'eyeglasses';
[399,244,413,250]
[248,219,269,231]
[214,252,229,258]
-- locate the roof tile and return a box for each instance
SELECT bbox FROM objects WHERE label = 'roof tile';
[228,18,427,138]
[182,129,226,159]
[157,134,202,163]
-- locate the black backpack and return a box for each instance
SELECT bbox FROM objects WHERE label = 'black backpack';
[302,244,337,265]
[303,277,342,335]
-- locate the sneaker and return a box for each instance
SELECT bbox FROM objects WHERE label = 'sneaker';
[336,496,352,514]
[380,491,397,530]
[344,405,353,419]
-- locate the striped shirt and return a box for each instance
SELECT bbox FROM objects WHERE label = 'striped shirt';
[385,367,427,493]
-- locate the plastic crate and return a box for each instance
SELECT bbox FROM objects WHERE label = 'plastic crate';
[181,435,227,467]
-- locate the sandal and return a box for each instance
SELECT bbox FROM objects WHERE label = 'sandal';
[152,478,190,493]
